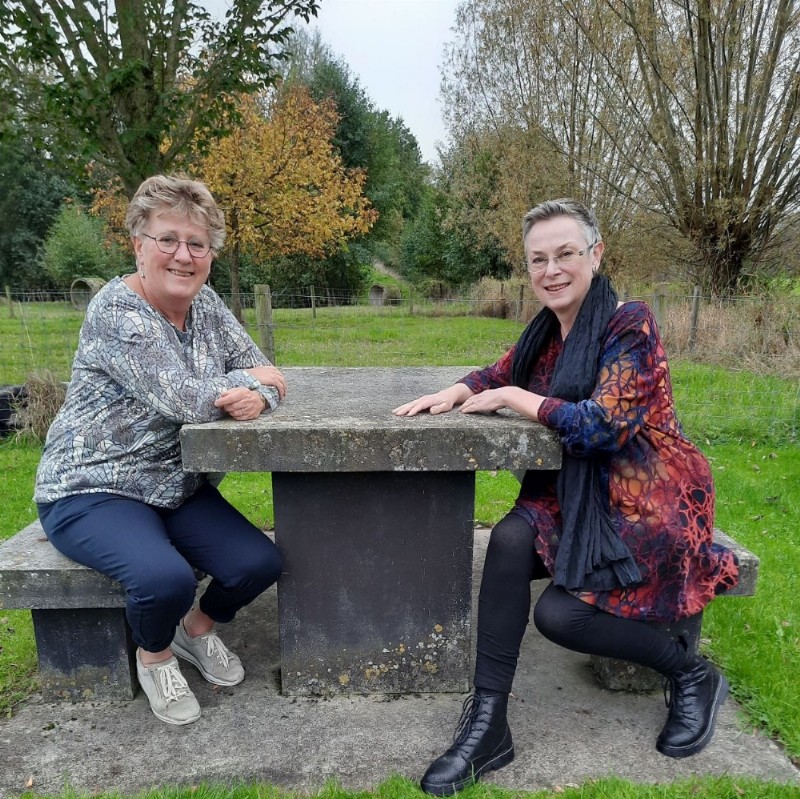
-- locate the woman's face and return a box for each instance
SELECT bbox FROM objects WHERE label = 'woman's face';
[132,210,214,310]
[524,214,604,333]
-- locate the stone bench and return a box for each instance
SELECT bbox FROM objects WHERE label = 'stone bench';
[588,529,759,691]
[0,518,758,702]
[0,519,135,701]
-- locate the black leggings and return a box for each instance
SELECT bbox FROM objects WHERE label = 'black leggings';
[474,513,691,694]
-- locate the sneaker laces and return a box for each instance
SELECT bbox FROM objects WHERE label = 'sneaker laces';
[155,660,193,704]
[199,632,232,668]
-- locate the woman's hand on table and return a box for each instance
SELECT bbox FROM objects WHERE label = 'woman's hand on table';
[460,386,544,421]
[459,388,509,414]
[393,384,474,417]
[245,365,287,399]
[215,387,267,420]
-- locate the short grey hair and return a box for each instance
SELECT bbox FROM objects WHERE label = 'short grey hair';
[522,198,601,253]
[125,175,226,252]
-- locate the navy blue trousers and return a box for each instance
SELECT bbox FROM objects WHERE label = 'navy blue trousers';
[38,483,282,653]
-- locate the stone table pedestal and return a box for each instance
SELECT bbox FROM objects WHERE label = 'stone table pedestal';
[181,367,561,696]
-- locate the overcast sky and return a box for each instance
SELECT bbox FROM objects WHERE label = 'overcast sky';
[205,0,461,164]
[300,0,461,164]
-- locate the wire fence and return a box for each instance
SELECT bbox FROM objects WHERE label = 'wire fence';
[1,286,798,443]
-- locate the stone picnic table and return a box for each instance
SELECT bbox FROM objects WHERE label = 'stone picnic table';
[180,367,561,696]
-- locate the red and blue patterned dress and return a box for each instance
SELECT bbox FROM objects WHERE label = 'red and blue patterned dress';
[460,301,739,622]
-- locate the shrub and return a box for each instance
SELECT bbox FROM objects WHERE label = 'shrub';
[14,371,66,442]
[42,204,123,288]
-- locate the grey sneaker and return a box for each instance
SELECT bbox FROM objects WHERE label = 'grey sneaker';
[136,651,201,725]
[171,621,245,686]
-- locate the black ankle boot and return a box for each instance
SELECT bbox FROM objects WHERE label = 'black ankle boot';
[656,657,729,758]
[420,689,515,796]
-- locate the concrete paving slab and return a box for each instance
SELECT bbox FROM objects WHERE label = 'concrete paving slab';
[1,529,797,797]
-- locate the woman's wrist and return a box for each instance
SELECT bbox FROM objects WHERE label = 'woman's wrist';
[507,386,543,421]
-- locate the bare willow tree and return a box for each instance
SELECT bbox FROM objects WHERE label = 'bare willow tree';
[589,0,800,295]
[444,0,800,294]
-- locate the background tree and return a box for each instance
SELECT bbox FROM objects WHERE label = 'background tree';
[442,1,645,255]
[288,33,429,266]
[42,203,124,289]
[197,87,377,319]
[0,133,75,290]
[443,0,800,295]
[0,0,319,197]
[592,0,800,294]
[400,182,510,289]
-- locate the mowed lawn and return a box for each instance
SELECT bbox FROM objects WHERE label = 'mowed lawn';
[1,304,798,799]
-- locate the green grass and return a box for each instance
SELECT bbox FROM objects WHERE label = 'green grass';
[265,306,521,368]
[702,443,800,756]
[9,775,800,799]
[0,301,83,383]
[0,439,40,714]
[2,307,799,796]
[671,362,799,445]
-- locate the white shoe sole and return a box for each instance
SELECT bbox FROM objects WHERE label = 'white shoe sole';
[148,703,201,725]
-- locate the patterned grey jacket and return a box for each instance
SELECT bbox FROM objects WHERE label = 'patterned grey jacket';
[34,277,279,508]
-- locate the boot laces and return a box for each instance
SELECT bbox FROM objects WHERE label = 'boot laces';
[662,663,706,713]
[453,693,482,744]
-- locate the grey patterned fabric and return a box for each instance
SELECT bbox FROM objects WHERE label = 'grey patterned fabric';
[35,277,279,508]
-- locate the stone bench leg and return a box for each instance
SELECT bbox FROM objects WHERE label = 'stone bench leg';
[272,471,475,696]
[32,608,137,701]
[590,612,703,692]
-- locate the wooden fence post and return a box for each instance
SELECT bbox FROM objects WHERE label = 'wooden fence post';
[310,285,316,319]
[688,285,701,351]
[254,284,275,365]
[5,285,13,318]
[409,288,414,316]
[652,283,667,331]
[517,284,524,321]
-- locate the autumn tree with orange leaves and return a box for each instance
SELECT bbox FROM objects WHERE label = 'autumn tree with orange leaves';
[198,85,377,320]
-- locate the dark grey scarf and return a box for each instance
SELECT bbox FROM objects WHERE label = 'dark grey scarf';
[512,274,641,591]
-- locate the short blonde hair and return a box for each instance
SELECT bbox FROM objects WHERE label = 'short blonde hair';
[125,175,226,252]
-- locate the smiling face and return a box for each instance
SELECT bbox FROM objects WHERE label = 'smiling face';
[132,209,214,321]
[524,214,604,336]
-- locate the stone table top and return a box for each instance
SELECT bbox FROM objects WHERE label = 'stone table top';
[181,367,562,473]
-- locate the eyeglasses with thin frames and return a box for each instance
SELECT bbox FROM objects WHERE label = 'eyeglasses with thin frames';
[527,241,597,274]
[141,233,212,258]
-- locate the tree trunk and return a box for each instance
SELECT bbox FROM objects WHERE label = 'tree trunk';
[692,230,750,297]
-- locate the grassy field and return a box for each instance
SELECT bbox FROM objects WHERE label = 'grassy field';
[1,305,798,799]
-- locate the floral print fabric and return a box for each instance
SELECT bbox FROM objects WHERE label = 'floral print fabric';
[460,301,739,622]
[35,277,278,509]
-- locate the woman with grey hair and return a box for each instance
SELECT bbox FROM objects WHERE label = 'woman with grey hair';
[395,198,739,794]
[35,175,286,725]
